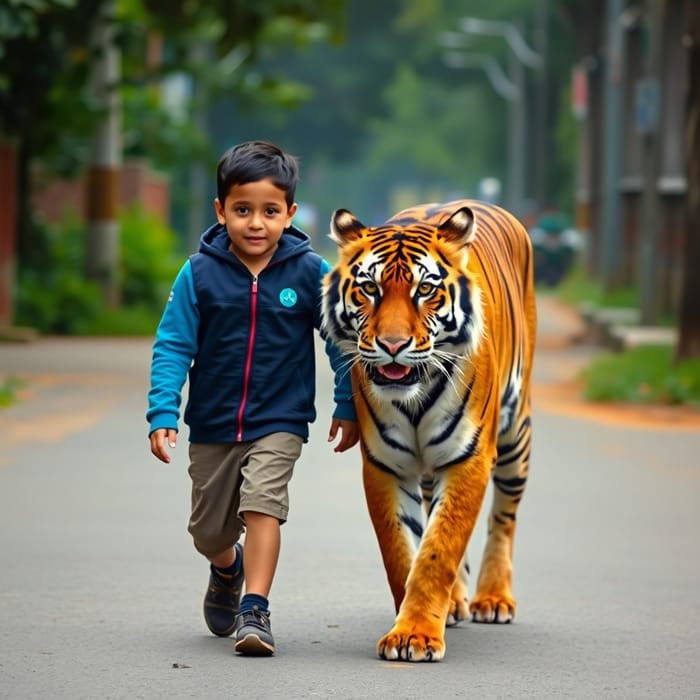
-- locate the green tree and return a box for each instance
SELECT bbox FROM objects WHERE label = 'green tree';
[218,0,575,225]
[0,0,345,314]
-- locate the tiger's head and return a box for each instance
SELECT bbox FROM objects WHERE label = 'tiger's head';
[322,205,484,404]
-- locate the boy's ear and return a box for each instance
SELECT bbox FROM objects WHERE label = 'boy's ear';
[214,198,225,224]
[287,202,298,226]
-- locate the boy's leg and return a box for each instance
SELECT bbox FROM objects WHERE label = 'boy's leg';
[209,547,237,569]
[239,511,280,597]
[234,432,303,656]
[188,443,247,637]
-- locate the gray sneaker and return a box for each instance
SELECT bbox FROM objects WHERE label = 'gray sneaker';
[203,543,244,637]
[234,606,275,656]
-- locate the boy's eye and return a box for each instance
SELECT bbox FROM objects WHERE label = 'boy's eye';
[235,206,249,215]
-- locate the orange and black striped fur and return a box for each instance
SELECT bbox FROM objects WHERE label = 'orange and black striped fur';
[322,200,536,662]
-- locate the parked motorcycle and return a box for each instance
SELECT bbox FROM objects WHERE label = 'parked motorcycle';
[529,211,583,287]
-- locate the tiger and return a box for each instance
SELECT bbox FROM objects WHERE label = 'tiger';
[321,200,536,662]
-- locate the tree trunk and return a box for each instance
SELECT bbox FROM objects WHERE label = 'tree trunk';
[0,141,18,327]
[676,0,700,361]
[85,0,122,308]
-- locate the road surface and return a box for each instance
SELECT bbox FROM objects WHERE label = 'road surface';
[1,295,699,699]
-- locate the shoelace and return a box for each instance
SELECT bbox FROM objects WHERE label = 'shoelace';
[241,608,269,628]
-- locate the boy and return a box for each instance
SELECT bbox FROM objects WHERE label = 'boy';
[147,140,359,656]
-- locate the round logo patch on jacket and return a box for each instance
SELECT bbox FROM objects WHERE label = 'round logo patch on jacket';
[279,288,298,307]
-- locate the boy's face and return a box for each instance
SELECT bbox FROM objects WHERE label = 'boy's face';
[214,178,297,269]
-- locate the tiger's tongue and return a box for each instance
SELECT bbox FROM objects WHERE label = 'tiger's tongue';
[378,363,411,380]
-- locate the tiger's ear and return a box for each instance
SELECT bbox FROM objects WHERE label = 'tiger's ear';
[438,207,476,246]
[329,209,367,246]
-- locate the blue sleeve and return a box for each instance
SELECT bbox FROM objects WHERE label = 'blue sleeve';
[318,258,357,422]
[146,260,199,435]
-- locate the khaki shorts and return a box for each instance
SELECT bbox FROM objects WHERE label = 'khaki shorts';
[187,432,303,558]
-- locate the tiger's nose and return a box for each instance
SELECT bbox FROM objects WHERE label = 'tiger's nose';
[377,336,411,357]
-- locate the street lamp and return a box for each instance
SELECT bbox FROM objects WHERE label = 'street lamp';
[459,18,542,70]
[441,17,541,215]
[442,51,518,101]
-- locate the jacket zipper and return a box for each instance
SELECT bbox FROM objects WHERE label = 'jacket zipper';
[237,275,258,441]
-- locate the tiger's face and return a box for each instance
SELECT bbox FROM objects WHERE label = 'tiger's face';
[322,206,484,403]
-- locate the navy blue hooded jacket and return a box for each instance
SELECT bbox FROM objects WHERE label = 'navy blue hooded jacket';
[147,222,355,443]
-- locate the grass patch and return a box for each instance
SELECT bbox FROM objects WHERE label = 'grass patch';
[0,376,26,408]
[581,345,700,405]
[555,264,639,309]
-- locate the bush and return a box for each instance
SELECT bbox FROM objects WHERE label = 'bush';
[16,215,104,333]
[0,376,26,408]
[16,206,183,335]
[555,263,639,309]
[581,345,700,405]
[119,204,182,309]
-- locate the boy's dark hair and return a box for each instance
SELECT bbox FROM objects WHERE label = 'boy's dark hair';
[216,140,299,207]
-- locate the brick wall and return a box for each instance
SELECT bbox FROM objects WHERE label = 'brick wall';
[32,160,170,225]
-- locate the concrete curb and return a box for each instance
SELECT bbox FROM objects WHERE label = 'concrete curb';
[577,302,675,352]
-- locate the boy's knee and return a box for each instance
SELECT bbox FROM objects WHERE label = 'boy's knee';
[189,522,243,559]
[239,503,287,525]
[240,509,284,528]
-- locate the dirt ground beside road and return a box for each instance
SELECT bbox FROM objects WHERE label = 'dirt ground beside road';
[534,295,700,432]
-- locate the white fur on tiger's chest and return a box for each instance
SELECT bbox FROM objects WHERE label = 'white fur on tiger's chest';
[365,396,482,479]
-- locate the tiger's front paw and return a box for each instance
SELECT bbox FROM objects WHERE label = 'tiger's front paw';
[469,592,516,623]
[377,624,445,662]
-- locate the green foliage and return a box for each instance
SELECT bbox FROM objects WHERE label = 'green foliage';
[0,376,26,409]
[581,346,700,406]
[553,83,577,215]
[223,0,578,224]
[556,264,639,309]
[367,63,499,195]
[2,0,346,180]
[16,206,180,335]
[16,215,104,333]
[0,0,99,167]
[0,1,78,54]
[119,203,182,309]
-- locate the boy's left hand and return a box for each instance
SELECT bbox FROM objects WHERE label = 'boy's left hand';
[328,419,360,453]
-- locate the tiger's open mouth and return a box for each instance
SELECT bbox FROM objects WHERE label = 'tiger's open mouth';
[370,362,419,386]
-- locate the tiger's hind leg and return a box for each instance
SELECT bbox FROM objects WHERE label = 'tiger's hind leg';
[447,556,470,626]
[470,412,531,623]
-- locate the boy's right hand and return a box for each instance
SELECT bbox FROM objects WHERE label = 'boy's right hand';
[150,428,178,463]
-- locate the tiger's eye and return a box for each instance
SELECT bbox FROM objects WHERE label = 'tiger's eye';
[361,281,379,295]
[417,282,434,296]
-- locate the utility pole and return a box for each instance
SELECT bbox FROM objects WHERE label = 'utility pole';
[533,0,549,206]
[507,41,526,215]
[600,0,625,293]
[85,0,121,307]
[638,0,663,325]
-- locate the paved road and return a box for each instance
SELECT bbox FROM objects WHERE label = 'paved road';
[1,296,699,699]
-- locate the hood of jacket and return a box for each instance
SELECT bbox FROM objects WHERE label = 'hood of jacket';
[198,222,312,267]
